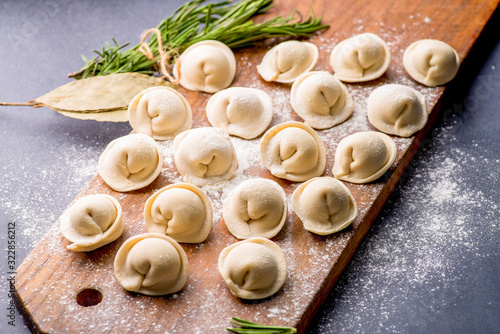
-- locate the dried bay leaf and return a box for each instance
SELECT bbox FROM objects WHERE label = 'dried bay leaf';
[55,108,129,122]
[33,72,173,118]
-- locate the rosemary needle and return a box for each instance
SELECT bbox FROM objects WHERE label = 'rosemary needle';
[227,317,297,333]
[68,0,328,80]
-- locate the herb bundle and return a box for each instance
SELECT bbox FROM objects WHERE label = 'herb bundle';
[68,0,328,80]
[227,317,297,333]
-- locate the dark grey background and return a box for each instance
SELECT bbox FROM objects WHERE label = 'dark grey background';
[1,1,499,333]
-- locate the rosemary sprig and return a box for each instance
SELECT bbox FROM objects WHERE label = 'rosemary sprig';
[227,317,297,333]
[68,0,328,80]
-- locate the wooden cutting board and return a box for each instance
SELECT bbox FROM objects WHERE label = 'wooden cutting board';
[14,0,499,333]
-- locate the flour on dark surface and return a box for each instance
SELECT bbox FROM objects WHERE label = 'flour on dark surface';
[310,78,500,333]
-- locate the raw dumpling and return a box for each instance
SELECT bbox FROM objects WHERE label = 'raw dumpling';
[292,177,357,235]
[114,233,188,296]
[218,237,286,300]
[330,33,391,82]
[173,40,236,93]
[260,121,326,182]
[206,87,273,139]
[128,86,192,140]
[144,183,213,243]
[173,127,237,186]
[333,131,397,184]
[223,178,287,239]
[98,134,163,192]
[59,194,124,252]
[367,84,428,137]
[290,71,354,129]
[257,40,318,83]
[403,39,459,86]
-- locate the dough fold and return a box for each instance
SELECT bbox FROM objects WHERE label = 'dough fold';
[223,178,287,239]
[206,87,273,139]
[257,40,318,83]
[128,86,192,140]
[218,237,287,300]
[98,134,163,192]
[330,33,391,82]
[403,39,459,86]
[144,183,213,243]
[114,233,188,296]
[367,84,428,137]
[291,71,354,129]
[173,127,238,186]
[292,177,357,235]
[260,121,326,182]
[59,194,124,252]
[174,40,236,93]
[332,131,397,184]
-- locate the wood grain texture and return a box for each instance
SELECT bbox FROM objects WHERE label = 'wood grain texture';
[14,0,499,333]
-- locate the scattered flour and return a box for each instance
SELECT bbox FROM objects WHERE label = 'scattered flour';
[1,141,99,248]
[310,124,500,333]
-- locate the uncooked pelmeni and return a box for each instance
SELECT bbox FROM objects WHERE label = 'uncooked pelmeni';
[330,33,391,82]
[128,86,192,140]
[114,233,188,296]
[206,87,273,139]
[173,127,237,186]
[333,131,397,184]
[292,177,357,235]
[173,40,236,93]
[223,178,287,239]
[290,71,354,129]
[367,84,428,137]
[98,134,163,192]
[144,183,213,243]
[218,237,286,300]
[403,39,460,86]
[260,121,326,182]
[59,194,124,252]
[257,40,318,83]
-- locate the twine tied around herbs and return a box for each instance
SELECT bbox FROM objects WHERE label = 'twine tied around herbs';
[137,28,179,84]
